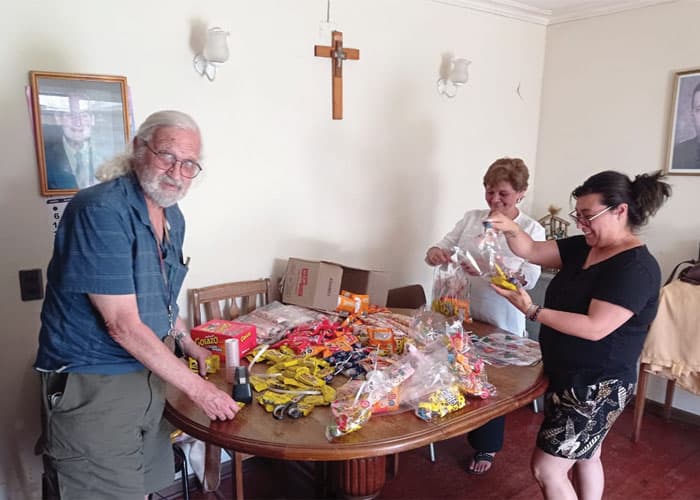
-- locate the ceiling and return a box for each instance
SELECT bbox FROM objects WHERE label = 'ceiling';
[431,0,679,25]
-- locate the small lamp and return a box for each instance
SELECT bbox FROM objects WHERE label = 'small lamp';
[194,27,230,81]
[437,58,471,98]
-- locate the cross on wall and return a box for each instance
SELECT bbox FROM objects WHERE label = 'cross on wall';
[314,31,359,120]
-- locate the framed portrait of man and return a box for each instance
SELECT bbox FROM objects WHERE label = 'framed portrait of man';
[665,68,700,175]
[29,71,131,196]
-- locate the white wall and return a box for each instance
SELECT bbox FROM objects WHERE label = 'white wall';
[534,1,700,417]
[0,1,545,497]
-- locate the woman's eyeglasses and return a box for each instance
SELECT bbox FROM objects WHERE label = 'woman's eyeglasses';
[568,206,613,225]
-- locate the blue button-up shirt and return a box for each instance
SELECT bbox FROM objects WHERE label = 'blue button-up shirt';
[34,172,189,374]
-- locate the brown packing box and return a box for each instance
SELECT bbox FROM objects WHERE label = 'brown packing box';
[282,257,389,311]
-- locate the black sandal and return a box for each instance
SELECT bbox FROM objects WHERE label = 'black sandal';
[467,451,495,475]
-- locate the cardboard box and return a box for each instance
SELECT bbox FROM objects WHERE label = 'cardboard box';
[190,320,257,363]
[281,258,389,311]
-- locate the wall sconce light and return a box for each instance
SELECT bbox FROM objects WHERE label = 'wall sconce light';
[193,27,230,81]
[437,58,471,98]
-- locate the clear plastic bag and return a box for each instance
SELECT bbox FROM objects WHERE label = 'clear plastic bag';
[430,262,470,320]
[399,341,463,420]
[326,357,415,439]
[408,311,494,400]
[453,222,527,291]
[236,301,326,344]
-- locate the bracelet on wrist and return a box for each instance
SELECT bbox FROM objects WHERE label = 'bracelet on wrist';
[528,304,543,322]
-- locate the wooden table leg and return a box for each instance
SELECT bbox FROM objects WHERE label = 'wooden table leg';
[337,456,387,500]
[233,451,244,500]
[632,363,650,443]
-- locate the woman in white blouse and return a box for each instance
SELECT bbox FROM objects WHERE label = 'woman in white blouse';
[425,157,545,474]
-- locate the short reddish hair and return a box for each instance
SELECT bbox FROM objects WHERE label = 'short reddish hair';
[483,157,529,192]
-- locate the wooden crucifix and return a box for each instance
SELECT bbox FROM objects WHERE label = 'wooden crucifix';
[314,31,360,120]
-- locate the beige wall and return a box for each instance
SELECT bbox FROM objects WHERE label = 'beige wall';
[6,1,698,497]
[534,1,700,417]
[0,1,546,497]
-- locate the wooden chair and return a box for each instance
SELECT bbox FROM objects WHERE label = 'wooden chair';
[386,284,427,310]
[189,278,271,500]
[631,363,676,443]
[385,284,430,476]
[190,279,271,326]
[631,278,700,443]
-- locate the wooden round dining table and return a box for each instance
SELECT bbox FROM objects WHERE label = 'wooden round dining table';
[165,320,547,499]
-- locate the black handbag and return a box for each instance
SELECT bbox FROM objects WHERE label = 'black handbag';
[664,258,700,286]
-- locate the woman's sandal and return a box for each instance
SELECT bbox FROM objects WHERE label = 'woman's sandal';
[467,451,495,475]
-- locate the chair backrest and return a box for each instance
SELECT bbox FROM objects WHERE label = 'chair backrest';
[386,284,427,309]
[189,278,271,326]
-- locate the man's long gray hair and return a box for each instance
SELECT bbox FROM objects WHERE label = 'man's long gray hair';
[95,110,201,181]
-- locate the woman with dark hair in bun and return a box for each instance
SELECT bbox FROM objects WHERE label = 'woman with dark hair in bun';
[488,170,671,500]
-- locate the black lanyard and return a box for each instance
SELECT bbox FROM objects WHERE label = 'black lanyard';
[154,217,175,334]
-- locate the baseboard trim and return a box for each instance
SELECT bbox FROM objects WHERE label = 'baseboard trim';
[156,460,233,499]
[632,397,700,427]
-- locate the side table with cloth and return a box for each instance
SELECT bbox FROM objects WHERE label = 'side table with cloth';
[632,280,700,442]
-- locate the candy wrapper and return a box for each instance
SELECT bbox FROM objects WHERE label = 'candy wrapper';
[453,221,527,291]
[430,261,471,320]
[415,385,466,421]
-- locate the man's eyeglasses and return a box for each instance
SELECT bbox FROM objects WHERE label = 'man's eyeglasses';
[143,141,202,179]
[568,206,613,225]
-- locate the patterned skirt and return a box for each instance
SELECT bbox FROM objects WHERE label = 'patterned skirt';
[537,379,633,460]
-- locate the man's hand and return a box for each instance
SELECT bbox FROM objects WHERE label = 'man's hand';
[426,246,452,266]
[182,337,212,377]
[189,379,240,421]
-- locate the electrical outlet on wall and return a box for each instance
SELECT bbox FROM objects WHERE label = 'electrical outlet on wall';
[19,269,43,301]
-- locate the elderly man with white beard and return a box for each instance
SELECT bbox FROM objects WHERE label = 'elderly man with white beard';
[34,110,240,500]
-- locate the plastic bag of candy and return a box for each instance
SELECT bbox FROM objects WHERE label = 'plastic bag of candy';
[326,356,415,439]
[453,222,527,291]
[400,341,454,395]
[415,385,466,421]
[430,261,470,320]
[408,310,494,400]
[236,301,328,344]
[446,322,495,399]
[407,310,461,347]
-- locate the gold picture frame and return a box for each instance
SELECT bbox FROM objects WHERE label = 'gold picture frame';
[665,67,700,175]
[29,71,131,196]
